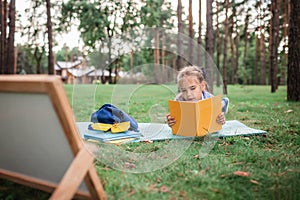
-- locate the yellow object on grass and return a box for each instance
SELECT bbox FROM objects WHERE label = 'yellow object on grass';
[91,121,130,133]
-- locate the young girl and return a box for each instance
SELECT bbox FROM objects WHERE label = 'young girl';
[167,66,228,127]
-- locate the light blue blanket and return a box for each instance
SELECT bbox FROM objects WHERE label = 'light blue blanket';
[77,120,267,142]
[137,120,266,141]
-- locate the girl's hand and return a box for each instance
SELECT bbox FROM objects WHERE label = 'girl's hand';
[166,114,176,127]
[216,112,226,125]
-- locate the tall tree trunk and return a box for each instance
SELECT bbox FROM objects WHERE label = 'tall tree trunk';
[0,0,5,74]
[229,9,235,84]
[215,1,221,87]
[108,35,112,83]
[197,0,202,68]
[130,50,133,79]
[268,3,273,85]
[205,0,214,92]
[154,28,160,83]
[222,0,229,95]
[7,0,15,74]
[260,33,266,85]
[287,0,300,101]
[281,0,289,85]
[234,7,239,85]
[255,0,262,85]
[243,10,250,83]
[0,0,4,74]
[1,0,8,74]
[46,0,54,75]
[34,47,44,74]
[161,31,165,67]
[255,35,260,84]
[270,0,281,92]
[176,0,183,70]
[258,2,266,85]
[161,31,166,83]
[188,0,193,64]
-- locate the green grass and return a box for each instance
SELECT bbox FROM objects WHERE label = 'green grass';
[1,84,299,200]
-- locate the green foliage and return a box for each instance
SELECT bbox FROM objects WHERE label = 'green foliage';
[16,45,47,74]
[61,0,107,49]
[55,46,80,61]
[140,0,175,28]
[61,0,141,51]
[89,51,109,70]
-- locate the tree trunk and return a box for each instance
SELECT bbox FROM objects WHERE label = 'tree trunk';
[0,0,4,74]
[215,1,221,87]
[154,28,160,83]
[1,0,8,74]
[270,0,281,92]
[287,0,300,101]
[268,3,273,85]
[229,11,235,84]
[260,33,266,85]
[222,0,229,95]
[255,35,260,84]
[205,0,214,92]
[108,35,112,84]
[130,50,133,79]
[0,0,2,74]
[234,7,239,85]
[281,0,289,85]
[46,0,54,74]
[161,31,167,83]
[177,0,183,70]
[7,0,15,74]
[243,10,250,83]
[197,0,202,68]
[188,0,193,64]
[34,47,43,74]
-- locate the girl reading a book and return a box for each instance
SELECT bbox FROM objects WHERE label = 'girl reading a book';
[167,65,229,127]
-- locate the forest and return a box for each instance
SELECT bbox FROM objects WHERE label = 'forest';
[0,0,299,100]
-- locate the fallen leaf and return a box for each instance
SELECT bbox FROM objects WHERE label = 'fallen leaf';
[250,179,260,185]
[160,185,170,193]
[220,174,228,178]
[147,184,157,192]
[210,188,220,193]
[233,171,249,177]
[179,190,186,197]
[156,177,161,183]
[220,141,230,146]
[126,190,136,197]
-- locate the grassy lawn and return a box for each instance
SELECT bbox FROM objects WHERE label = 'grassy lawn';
[1,84,299,200]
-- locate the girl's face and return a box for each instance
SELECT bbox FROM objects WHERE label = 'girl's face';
[179,75,205,101]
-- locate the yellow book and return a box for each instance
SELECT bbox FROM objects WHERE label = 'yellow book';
[91,121,130,133]
[168,95,222,137]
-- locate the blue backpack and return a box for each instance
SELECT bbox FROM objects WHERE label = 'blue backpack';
[91,104,139,132]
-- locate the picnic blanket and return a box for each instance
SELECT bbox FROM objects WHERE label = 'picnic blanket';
[77,120,266,143]
[138,120,266,141]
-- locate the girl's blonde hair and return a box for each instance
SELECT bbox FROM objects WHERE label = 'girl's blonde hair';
[177,66,204,84]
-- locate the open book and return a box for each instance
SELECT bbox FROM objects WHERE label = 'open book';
[168,95,222,136]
